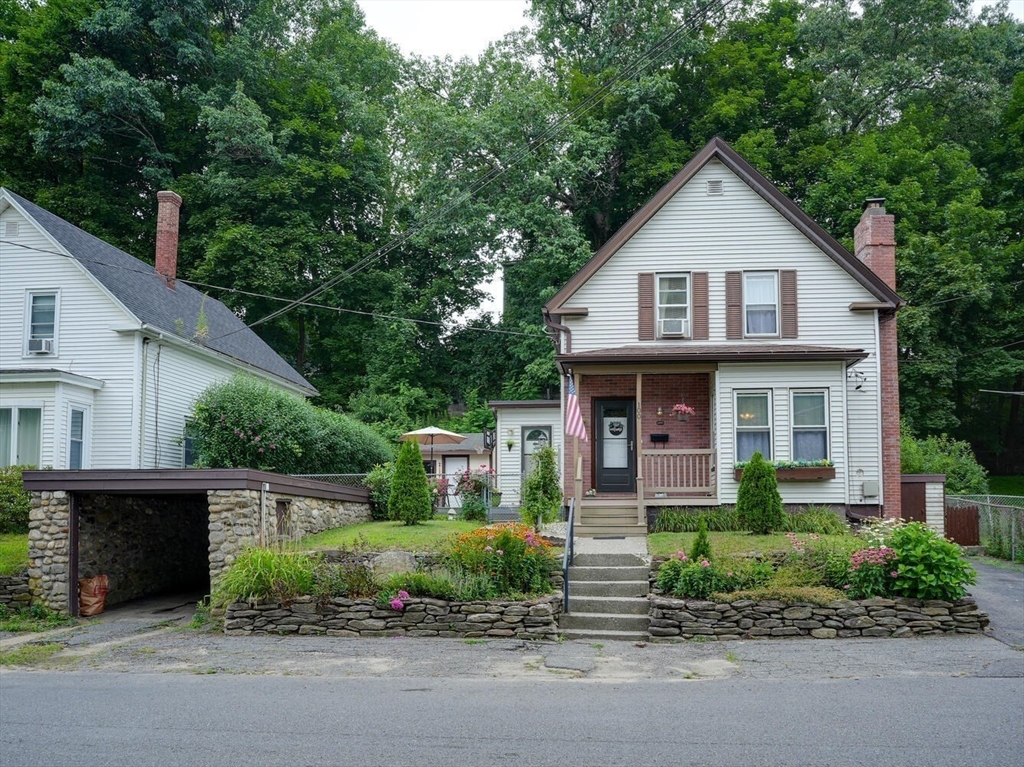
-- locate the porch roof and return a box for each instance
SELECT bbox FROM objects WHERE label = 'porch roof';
[556,344,867,369]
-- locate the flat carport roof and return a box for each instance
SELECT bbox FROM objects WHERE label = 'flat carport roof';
[21,468,368,503]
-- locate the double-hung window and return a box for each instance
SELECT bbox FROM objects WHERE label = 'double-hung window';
[744,272,778,336]
[735,392,771,462]
[657,274,689,338]
[792,391,828,461]
[68,407,87,469]
[26,291,58,355]
[0,406,42,467]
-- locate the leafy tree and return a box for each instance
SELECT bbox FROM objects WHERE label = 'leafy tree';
[520,445,562,532]
[736,452,784,535]
[0,466,33,533]
[901,426,989,495]
[388,439,433,526]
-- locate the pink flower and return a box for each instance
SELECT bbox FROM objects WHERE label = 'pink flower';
[484,546,493,552]
[497,550,504,555]
[398,590,410,600]
[890,571,898,578]
[843,585,851,590]
[700,560,710,568]
[390,598,404,610]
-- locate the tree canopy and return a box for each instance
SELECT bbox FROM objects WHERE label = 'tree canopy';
[3,0,1021,468]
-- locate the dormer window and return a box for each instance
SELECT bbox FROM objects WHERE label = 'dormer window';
[657,274,690,338]
[25,291,58,356]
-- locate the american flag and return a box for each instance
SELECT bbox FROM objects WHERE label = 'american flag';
[565,375,588,442]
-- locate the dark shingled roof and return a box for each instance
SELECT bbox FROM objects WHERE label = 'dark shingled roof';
[4,189,315,394]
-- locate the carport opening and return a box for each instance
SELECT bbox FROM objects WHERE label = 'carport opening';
[77,492,210,612]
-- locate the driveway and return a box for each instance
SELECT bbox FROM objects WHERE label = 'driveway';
[967,557,1024,649]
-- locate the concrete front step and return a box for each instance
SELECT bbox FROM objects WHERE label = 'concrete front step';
[564,595,649,615]
[558,612,651,632]
[569,565,649,582]
[568,580,649,597]
[579,506,642,518]
[574,524,649,536]
[573,553,647,567]
[561,629,649,642]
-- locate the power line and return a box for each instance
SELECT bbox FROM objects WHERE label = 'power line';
[179,278,547,338]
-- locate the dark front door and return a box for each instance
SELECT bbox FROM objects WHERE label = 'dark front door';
[595,400,636,492]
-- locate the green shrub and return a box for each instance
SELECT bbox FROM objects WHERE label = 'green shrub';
[846,546,899,598]
[714,585,845,606]
[458,494,488,523]
[901,428,988,495]
[736,452,784,534]
[801,537,862,590]
[689,517,713,562]
[520,445,562,531]
[191,374,393,474]
[379,571,458,601]
[657,556,771,599]
[364,463,395,520]
[0,466,32,533]
[443,523,556,597]
[888,522,977,601]
[653,507,741,533]
[311,555,377,600]
[780,506,848,535]
[214,548,314,606]
[389,440,433,525]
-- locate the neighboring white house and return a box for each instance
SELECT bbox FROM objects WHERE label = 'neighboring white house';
[489,400,562,507]
[0,188,315,470]
[542,138,904,535]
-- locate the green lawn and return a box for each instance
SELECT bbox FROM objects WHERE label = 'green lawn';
[988,476,1024,497]
[0,534,29,576]
[299,519,483,551]
[647,531,854,558]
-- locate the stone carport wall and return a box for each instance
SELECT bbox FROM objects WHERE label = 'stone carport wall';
[23,470,372,615]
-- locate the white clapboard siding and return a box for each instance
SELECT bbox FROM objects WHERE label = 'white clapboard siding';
[845,346,882,506]
[1,205,138,468]
[717,362,848,505]
[494,406,561,507]
[564,159,879,352]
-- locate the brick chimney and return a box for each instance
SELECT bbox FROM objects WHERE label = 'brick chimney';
[155,191,182,289]
[854,198,901,519]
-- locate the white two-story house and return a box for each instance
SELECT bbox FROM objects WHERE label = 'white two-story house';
[543,138,904,535]
[0,188,315,470]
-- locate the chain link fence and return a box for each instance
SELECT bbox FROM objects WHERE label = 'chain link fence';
[947,494,1024,562]
[294,474,369,487]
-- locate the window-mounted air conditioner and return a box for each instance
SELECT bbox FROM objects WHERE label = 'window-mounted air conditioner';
[28,338,54,354]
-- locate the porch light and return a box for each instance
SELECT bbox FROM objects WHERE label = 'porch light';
[656,406,664,417]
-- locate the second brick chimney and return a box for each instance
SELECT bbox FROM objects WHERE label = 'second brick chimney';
[854,198,901,519]
[155,191,183,289]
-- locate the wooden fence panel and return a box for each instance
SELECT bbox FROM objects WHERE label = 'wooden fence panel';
[944,505,980,546]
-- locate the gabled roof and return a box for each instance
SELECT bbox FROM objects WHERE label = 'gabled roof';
[1,188,316,395]
[545,137,904,313]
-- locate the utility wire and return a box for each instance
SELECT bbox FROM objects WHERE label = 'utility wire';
[180,278,547,337]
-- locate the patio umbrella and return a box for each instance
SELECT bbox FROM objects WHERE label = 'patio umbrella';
[400,426,466,471]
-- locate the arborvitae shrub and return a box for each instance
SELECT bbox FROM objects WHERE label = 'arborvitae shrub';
[689,517,713,562]
[388,439,433,525]
[520,445,562,531]
[736,451,784,534]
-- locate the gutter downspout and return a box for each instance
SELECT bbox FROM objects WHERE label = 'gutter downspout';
[138,337,150,468]
[542,308,571,363]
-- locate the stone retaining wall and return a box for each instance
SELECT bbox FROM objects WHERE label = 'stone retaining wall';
[224,594,562,639]
[649,595,989,639]
[27,491,72,613]
[0,572,30,609]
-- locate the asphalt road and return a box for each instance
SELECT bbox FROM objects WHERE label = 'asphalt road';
[967,557,1024,649]
[2,672,1023,767]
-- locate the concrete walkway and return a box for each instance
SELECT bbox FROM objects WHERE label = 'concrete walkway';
[572,535,649,560]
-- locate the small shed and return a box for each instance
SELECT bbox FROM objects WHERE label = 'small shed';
[22,469,370,616]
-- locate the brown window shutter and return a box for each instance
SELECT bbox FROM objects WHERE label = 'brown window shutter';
[726,271,742,339]
[692,271,709,340]
[781,270,798,338]
[638,272,655,340]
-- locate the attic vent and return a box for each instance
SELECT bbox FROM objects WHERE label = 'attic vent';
[4,221,18,238]
[706,180,724,196]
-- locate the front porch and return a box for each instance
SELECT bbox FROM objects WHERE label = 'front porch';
[565,370,718,535]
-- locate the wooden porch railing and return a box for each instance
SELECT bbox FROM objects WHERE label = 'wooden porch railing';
[641,449,716,494]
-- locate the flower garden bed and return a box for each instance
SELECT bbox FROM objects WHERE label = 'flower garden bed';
[224,594,562,639]
[648,595,989,640]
